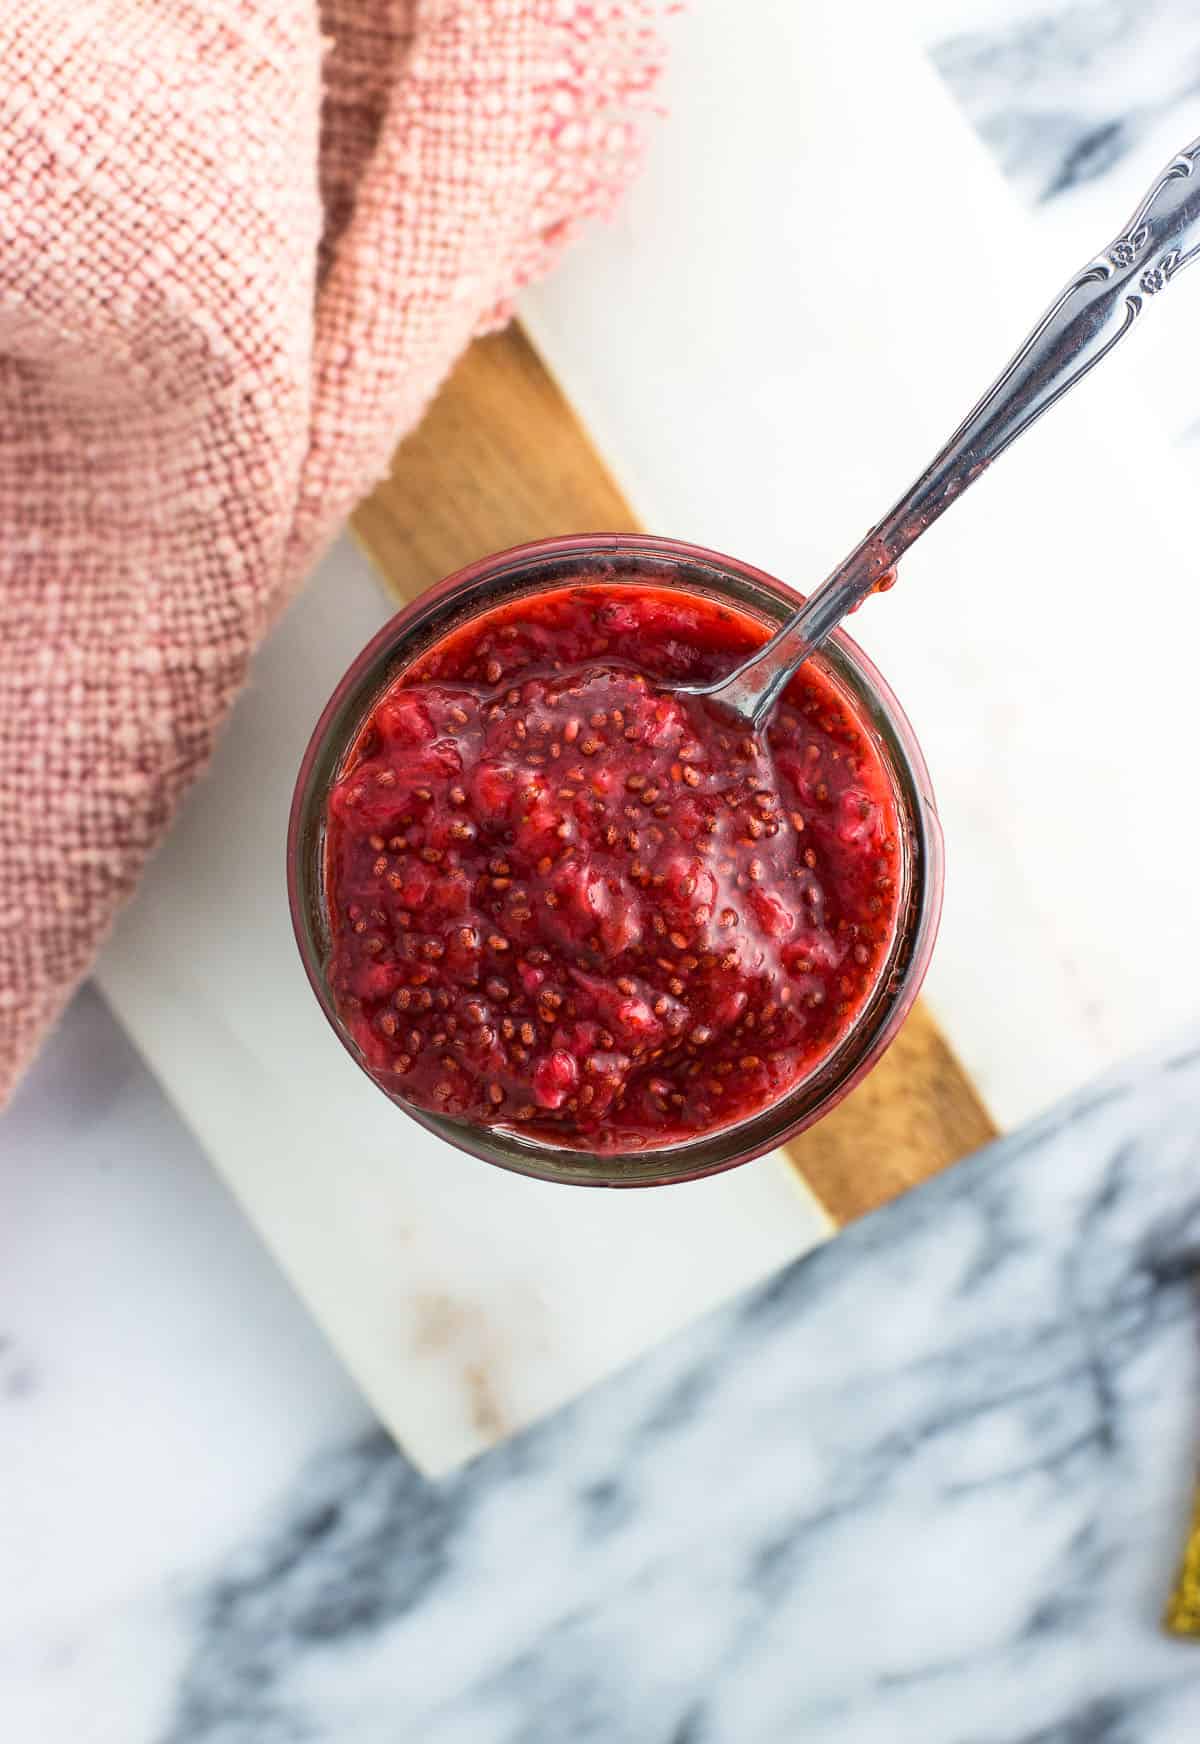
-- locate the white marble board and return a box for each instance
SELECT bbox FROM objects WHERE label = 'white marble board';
[97,0,1200,1474]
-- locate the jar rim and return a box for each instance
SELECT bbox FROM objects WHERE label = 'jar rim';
[288,533,943,1187]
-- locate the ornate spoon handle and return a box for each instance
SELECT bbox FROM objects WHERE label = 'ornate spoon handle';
[689,136,1200,728]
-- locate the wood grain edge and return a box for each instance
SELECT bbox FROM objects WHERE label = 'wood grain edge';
[351,323,638,591]
[779,1005,995,1225]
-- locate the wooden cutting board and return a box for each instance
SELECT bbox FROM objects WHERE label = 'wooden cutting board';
[351,322,995,1226]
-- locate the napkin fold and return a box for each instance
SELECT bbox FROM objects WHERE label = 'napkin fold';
[0,0,666,1102]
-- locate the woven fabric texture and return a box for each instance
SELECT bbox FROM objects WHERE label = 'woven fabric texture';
[0,0,667,1101]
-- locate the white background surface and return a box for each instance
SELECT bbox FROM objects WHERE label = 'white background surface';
[10,0,1200,1510]
[7,0,1200,1736]
[75,0,1200,1473]
[0,986,373,1744]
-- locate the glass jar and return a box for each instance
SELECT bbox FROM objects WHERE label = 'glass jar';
[288,534,942,1187]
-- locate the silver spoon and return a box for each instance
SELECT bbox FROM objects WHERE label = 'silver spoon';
[681,133,1200,730]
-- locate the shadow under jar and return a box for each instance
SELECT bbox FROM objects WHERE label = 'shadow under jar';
[288,534,942,1187]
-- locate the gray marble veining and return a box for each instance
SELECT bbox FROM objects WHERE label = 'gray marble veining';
[7,9,1200,1741]
[932,2,1200,462]
[151,1038,1200,1743]
[933,0,1200,207]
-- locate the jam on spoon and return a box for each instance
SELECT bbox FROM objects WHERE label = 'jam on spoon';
[323,584,902,1153]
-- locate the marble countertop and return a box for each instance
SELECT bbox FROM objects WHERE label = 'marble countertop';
[7,2,1200,1739]
[7,989,1200,1741]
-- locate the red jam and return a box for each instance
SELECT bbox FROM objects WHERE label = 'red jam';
[324,585,902,1152]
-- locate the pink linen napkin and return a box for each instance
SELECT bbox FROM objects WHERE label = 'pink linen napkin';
[0,1,667,1103]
